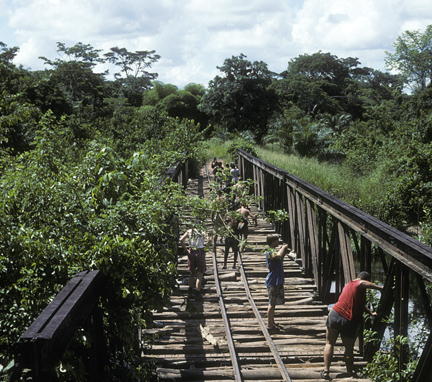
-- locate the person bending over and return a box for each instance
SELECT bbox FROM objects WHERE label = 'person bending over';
[321,271,383,380]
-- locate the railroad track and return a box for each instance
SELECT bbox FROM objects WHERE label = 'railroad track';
[144,167,371,381]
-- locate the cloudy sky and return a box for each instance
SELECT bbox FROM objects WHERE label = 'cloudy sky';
[1,0,432,88]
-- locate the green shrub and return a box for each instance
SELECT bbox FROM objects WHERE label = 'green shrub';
[227,138,257,162]
[363,334,419,382]
[0,111,208,381]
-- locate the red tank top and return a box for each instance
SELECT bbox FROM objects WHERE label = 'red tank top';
[332,280,366,323]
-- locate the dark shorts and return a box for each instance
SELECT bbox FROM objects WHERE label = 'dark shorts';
[267,284,285,306]
[238,220,248,239]
[225,236,239,252]
[188,248,206,273]
[326,309,359,339]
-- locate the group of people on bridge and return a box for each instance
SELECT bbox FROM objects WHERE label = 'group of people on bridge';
[180,158,257,299]
[179,158,384,380]
[210,157,258,270]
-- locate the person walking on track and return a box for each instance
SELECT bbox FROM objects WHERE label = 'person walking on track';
[180,226,209,299]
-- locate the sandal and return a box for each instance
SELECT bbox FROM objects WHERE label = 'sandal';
[320,370,331,380]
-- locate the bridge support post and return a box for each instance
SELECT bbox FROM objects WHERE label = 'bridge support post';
[394,263,410,372]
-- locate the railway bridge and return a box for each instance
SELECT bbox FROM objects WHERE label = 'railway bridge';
[145,150,432,382]
[13,150,432,381]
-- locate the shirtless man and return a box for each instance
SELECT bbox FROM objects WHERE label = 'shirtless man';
[236,204,257,251]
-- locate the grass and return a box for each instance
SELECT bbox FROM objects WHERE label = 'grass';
[205,138,232,163]
[205,139,395,224]
[206,139,358,198]
[256,145,403,226]
[256,145,364,202]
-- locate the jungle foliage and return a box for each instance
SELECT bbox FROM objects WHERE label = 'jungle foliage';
[197,26,432,230]
[2,24,432,380]
[0,42,210,381]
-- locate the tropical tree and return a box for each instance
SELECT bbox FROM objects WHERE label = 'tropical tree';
[142,82,209,127]
[39,42,107,113]
[0,43,43,154]
[199,54,277,143]
[104,47,160,106]
[385,25,432,92]
[0,42,19,67]
[278,51,370,118]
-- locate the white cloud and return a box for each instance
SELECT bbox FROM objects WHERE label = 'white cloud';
[3,0,432,87]
[293,1,396,51]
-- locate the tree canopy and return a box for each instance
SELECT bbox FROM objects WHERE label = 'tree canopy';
[105,47,160,106]
[199,54,278,143]
[385,25,432,92]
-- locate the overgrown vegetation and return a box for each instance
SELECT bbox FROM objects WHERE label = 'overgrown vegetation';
[0,111,208,381]
[0,41,211,380]
[2,23,432,380]
[362,286,429,382]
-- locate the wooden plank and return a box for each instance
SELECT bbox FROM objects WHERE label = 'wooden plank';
[306,199,320,289]
[15,270,104,370]
[157,366,370,381]
[337,222,356,283]
[148,166,373,382]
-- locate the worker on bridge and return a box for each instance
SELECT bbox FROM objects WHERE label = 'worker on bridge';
[180,226,209,300]
[264,234,294,330]
[322,271,383,380]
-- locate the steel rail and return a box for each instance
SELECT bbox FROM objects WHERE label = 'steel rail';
[212,245,242,382]
[204,165,243,382]
[237,250,292,382]
[205,164,291,382]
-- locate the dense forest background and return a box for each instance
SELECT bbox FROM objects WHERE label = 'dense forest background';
[2,24,432,380]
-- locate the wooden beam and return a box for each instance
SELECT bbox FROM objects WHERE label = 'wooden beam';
[360,237,372,276]
[365,259,396,361]
[394,263,410,371]
[295,192,306,272]
[287,186,297,254]
[412,330,432,382]
[415,274,432,325]
[337,222,356,283]
[237,150,432,281]
[306,199,320,289]
[14,270,104,378]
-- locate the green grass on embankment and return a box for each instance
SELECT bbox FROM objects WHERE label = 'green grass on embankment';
[206,139,393,223]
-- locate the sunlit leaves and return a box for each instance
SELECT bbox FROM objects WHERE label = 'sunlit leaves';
[0,107,207,379]
[385,25,432,92]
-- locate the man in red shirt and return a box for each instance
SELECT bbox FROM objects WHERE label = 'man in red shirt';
[321,271,383,380]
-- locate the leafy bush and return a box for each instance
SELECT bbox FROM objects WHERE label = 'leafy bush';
[418,208,432,245]
[227,138,257,162]
[0,110,207,380]
[363,334,419,382]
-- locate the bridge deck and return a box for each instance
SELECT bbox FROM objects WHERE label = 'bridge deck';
[144,170,371,381]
